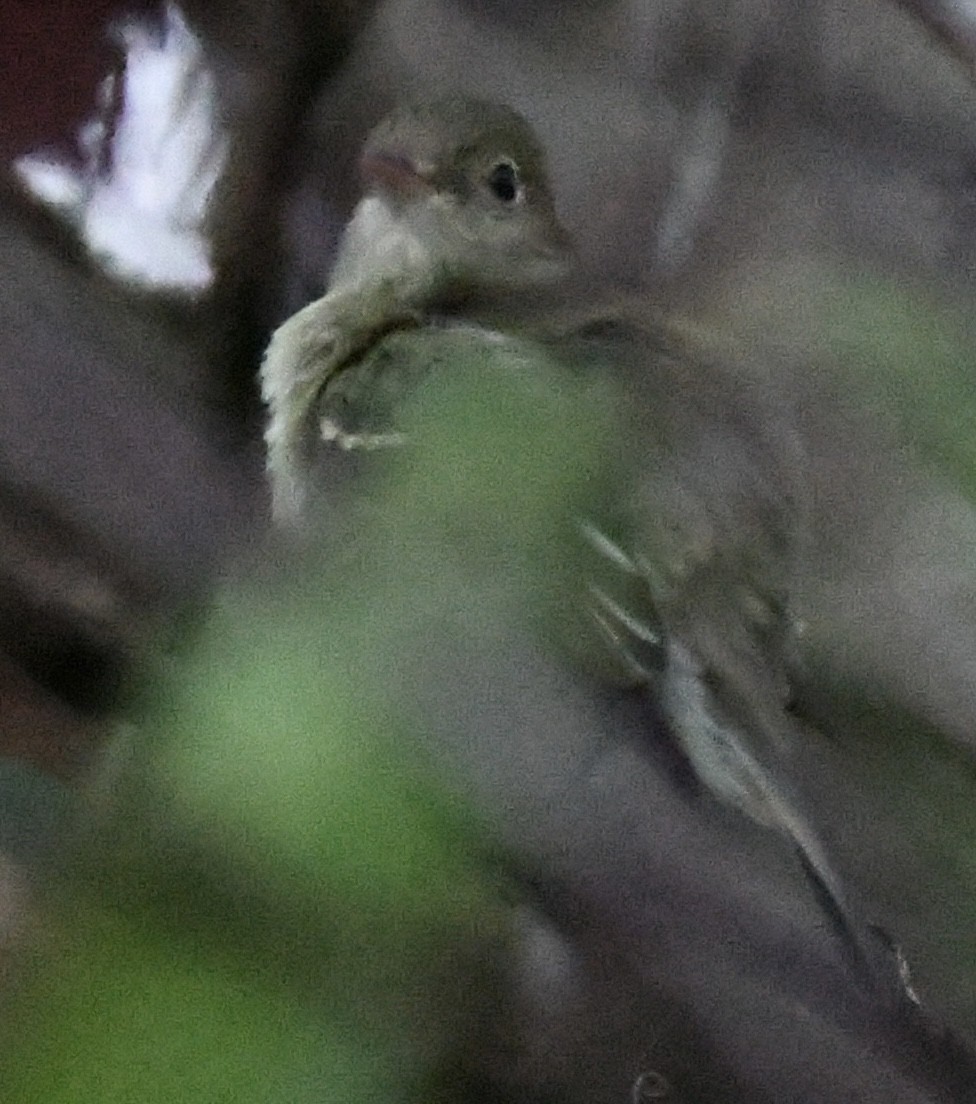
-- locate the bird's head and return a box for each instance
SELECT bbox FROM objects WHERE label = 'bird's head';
[345,96,575,301]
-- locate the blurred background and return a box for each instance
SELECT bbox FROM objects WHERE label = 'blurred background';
[3,1,976,1100]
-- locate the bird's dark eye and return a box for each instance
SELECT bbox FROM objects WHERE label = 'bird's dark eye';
[486,160,521,203]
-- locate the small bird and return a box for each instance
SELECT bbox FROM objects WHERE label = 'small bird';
[259,95,846,916]
[260,97,575,523]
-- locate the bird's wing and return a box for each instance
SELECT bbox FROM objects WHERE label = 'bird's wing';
[310,315,852,908]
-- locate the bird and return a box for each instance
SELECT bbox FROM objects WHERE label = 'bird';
[259,94,850,922]
[260,96,575,524]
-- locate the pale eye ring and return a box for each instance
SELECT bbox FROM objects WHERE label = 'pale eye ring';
[486,160,522,204]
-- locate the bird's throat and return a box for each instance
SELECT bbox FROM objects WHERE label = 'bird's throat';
[330,195,444,300]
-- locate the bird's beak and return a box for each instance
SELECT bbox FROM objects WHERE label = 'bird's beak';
[359,149,434,200]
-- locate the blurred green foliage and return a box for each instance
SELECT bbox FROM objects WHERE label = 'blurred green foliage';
[5,902,388,1104]
[0,331,610,1101]
[821,278,976,500]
